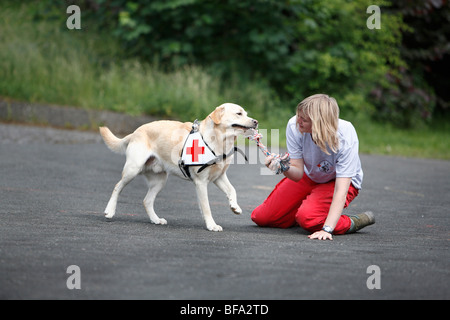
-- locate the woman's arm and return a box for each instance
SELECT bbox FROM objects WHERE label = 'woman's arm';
[283,158,304,182]
[308,177,351,240]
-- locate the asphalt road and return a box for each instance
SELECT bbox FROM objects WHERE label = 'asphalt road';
[0,123,449,300]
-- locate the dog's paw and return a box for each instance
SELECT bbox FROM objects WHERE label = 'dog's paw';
[153,218,167,225]
[230,204,242,215]
[207,224,223,232]
[104,212,115,219]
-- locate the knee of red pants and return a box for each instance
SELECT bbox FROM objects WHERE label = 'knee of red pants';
[251,205,270,227]
[251,204,280,227]
[251,204,295,228]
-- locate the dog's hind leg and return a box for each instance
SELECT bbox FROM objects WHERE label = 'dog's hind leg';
[195,181,223,232]
[214,173,242,215]
[143,171,168,225]
[104,143,149,219]
[104,163,140,219]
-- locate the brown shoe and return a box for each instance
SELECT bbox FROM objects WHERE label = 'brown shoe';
[347,211,375,233]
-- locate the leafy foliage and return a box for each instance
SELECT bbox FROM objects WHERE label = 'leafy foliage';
[390,0,449,118]
[80,0,408,120]
[40,0,448,126]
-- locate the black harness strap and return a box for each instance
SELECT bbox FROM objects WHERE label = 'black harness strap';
[197,146,248,173]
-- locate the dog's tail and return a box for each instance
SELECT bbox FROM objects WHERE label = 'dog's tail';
[99,127,131,154]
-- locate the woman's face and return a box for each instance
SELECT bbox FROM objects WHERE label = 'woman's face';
[297,111,312,133]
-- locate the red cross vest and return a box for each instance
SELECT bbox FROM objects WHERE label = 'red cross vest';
[180,131,217,166]
[178,120,248,180]
[178,120,217,179]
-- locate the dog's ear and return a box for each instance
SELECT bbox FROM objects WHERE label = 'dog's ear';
[209,105,225,125]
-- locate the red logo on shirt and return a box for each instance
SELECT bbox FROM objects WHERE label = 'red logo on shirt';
[317,160,333,173]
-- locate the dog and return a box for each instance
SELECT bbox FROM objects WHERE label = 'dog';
[99,103,258,231]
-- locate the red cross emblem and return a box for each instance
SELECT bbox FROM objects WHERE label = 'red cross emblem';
[186,139,205,162]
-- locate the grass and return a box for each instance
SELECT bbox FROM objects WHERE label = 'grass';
[0,1,449,160]
[355,118,450,160]
[0,1,275,120]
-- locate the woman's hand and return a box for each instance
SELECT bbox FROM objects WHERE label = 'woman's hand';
[265,155,281,173]
[265,155,275,169]
[308,230,333,241]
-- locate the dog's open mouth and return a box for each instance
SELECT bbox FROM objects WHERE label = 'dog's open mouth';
[232,124,257,130]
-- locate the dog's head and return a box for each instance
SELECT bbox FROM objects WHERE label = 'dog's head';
[209,103,258,134]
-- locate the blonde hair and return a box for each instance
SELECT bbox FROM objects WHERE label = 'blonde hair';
[296,94,339,155]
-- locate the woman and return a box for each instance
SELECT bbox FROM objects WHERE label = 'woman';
[251,94,374,240]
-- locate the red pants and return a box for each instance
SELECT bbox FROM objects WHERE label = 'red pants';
[251,175,359,234]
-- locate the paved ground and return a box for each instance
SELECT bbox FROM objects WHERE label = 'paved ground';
[0,123,449,300]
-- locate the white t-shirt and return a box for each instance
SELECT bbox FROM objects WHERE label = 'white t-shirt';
[286,116,363,190]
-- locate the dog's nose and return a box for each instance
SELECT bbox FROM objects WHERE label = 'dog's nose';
[253,119,258,127]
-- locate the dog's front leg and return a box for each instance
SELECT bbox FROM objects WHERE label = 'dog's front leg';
[194,182,223,232]
[214,173,242,215]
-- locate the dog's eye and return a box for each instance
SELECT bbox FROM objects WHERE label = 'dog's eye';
[236,112,242,116]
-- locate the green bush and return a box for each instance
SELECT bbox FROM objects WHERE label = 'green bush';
[0,1,276,122]
[9,0,446,128]
[80,0,410,122]
[1,1,449,159]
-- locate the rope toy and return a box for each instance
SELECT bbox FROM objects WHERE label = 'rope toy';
[246,129,290,174]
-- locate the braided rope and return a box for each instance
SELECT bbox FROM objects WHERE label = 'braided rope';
[246,129,290,174]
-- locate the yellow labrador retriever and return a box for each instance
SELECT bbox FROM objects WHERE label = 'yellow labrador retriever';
[99,103,258,231]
